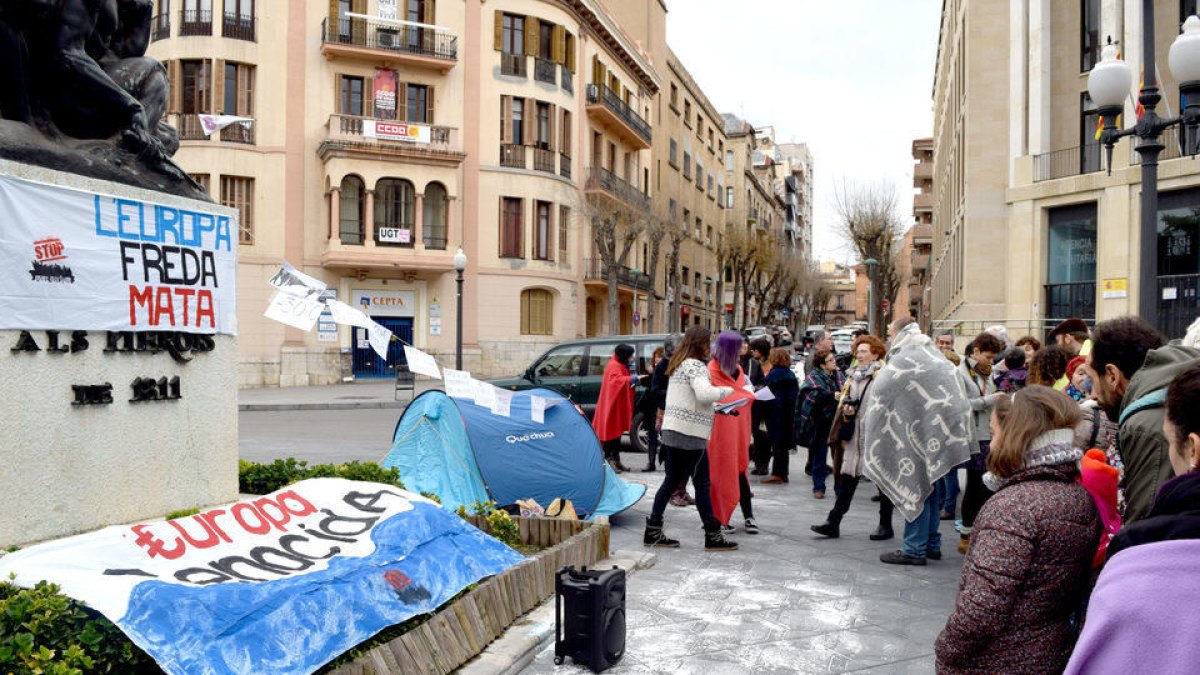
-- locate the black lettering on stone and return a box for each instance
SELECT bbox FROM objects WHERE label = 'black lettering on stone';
[70,331,88,352]
[11,331,39,352]
[46,330,69,353]
[72,384,113,406]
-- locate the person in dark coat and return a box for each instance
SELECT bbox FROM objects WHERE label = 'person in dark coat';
[1065,363,1200,674]
[936,386,1100,674]
[641,346,666,472]
[796,347,841,498]
[747,336,772,475]
[760,347,799,484]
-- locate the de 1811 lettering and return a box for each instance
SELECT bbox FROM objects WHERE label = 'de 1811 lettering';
[130,376,181,403]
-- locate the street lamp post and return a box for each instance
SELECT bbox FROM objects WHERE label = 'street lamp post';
[864,258,879,336]
[1090,11,1200,323]
[630,268,641,336]
[453,248,467,370]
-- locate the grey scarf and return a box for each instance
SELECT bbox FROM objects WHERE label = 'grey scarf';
[983,428,1082,492]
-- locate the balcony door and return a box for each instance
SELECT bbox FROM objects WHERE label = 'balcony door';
[1045,202,1097,325]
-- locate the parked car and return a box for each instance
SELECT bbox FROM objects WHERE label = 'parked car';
[488,335,668,454]
[830,328,856,355]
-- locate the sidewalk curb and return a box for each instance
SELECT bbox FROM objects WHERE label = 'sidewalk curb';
[457,549,657,675]
[238,401,410,412]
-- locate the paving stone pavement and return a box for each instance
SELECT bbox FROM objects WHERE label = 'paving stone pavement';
[522,460,966,674]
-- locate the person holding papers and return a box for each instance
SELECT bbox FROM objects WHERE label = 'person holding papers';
[760,347,800,485]
[644,327,736,551]
[592,343,637,473]
[707,332,760,535]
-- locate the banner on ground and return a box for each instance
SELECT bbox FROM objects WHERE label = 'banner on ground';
[0,479,524,675]
[0,174,237,334]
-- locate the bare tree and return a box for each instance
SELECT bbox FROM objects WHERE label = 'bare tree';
[663,209,688,333]
[578,191,647,335]
[642,206,670,333]
[833,181,905,334]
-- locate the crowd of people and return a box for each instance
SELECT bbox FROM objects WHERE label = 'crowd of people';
[589,312,1200,670]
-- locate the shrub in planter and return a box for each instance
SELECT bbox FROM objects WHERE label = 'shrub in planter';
[237,459,404,495]
[0,577,156,674]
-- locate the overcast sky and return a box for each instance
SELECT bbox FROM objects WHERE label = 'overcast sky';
[666,1,942,263]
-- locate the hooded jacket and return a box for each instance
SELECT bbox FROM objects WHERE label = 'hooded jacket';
[1117,345,1200,523]
[1064,472,1200,675]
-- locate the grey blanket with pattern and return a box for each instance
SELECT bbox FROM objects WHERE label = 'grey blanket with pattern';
[860,324,974,522]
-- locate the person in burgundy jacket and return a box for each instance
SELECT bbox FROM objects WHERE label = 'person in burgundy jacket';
[593,343,637,473]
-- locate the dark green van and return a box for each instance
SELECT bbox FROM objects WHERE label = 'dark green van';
[488,334,668,453]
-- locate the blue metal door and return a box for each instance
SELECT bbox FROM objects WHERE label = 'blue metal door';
[353,317,414,378]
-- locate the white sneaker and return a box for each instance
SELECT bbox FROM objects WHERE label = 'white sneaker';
[744,518,760,534]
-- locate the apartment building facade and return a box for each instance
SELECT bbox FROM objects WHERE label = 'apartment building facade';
[896,137,934,330]
[932,0,1199,340]
[149,0,664,384]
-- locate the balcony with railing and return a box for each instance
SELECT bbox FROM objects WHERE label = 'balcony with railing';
[560,153,572,179]
[585,167,649,211]
[318,114,464,165]
[584,259,652,290]
[913,161,933,185]
[500,144,526,169]
[1033,143,1103,182]
[585,84,651,150]
[561,65,574,94]
[170,114,256,144]
[501,53,527,78]
[320,17,457,72]
[533,147,556,174]
[534,58,557,85]
[913,192,933,212]
[180,9,213,36]
[222,13,256,41]
[151,14,171,41]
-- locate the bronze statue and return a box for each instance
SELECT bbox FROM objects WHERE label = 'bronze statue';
[0,0,206,200]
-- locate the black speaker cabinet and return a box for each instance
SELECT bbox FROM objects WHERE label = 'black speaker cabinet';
[553,565,626,672]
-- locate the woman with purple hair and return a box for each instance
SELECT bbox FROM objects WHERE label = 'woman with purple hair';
[707,331,759,533]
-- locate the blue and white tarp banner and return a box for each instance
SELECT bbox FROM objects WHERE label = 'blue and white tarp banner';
[0,479,524,675]
[0,173,238,334]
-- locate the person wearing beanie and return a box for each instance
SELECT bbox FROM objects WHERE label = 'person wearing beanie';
[995,347,1028,394]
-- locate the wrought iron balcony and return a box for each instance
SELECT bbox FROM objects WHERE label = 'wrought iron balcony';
[151,14,171,41]
[560,153,572,180]
[222,13,255,41]
[501,53,527,77]
[561,65,573,94]
[585,167,649,211]
[585,84,651,149]
[584,259,652,289]
[180,9,212,36]
[1033,143,1103,182]
[500,144,526,168]
[533,147,556,174]
[170,114,256,144]
[321,17,457,71]
[534,58,557,85]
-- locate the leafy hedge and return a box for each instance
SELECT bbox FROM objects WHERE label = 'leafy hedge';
[1,461,526,673]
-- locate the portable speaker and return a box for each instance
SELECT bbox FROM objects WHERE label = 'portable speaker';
[553,565,626,672]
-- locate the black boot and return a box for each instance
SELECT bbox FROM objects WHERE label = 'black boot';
[704,526,738,551]
[643,444,658,472]
[812,475,858,538]
[644,519,679,548]
[870,496,895,541]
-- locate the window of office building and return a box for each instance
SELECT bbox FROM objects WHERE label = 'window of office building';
[424,182,448,250]
[374,178,415,246]
[406,84,431,123]
[1047,202,1098,321]
[339,75,364,116]
[1079,93,1101,173]
[1081,0,1101,71]
[339,175,364,244]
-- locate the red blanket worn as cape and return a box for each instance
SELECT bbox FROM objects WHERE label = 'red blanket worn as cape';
[592,357,634,442]
[707,359,754,525]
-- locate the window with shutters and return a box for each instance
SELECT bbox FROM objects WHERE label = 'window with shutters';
[538,22,553,59]
[560,109,572,156]
[339,176,365,244]
[501,14,524,55]
[511,98,524,145]
[534,201,552,260]
[181,60,210,113]
[220,176,254,245]
[536,102,551,149]
[406,84,429,123]
[558,205,569,257]
[219,62,254,143]
[340,76,364,116]
[500,197,523,258]
[520,289,553,335]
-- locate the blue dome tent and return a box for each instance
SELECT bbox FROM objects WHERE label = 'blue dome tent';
[382,388,645,519]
